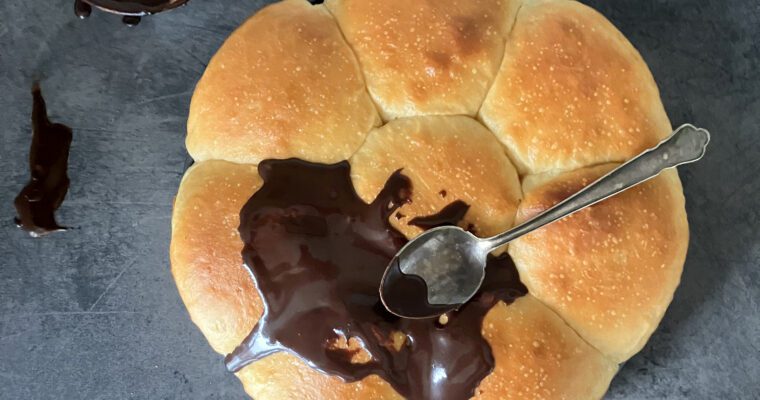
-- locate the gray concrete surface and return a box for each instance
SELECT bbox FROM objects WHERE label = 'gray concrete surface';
[0,0,758,398]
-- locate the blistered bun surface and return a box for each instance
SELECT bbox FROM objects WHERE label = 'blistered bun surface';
[186,0,380,164]
[170,160,262,354]
[509,165,688,362]
[173,0,690,398]
[478,296,617,399]
[326,0,521,120]
[479,0,672,175]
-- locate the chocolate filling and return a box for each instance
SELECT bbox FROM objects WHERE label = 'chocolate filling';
[14,84,72,238]
[225,159,526,399]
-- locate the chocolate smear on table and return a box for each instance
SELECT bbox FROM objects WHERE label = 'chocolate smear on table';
[14,84,72,237]
[225,159,526,400]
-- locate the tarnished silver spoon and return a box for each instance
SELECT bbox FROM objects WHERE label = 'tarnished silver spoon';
[380,124,710,319]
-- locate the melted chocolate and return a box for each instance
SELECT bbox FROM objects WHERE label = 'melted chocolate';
[225,159,526,399]
[379,259,454,320]
[14,84,72,237]
[74,0,92,18]
[407,200,469,230]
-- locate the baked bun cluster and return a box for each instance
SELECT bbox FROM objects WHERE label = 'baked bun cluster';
[172,0,688,398]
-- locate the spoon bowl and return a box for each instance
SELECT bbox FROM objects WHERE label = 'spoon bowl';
[379,226,487,318]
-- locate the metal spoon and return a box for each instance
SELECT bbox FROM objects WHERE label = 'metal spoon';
[379,124,710,319]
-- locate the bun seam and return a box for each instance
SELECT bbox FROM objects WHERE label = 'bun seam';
[322,0,386,123]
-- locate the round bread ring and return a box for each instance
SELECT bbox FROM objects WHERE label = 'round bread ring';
[173,0,690,398]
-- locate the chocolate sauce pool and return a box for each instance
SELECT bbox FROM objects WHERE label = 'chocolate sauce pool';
[225,159,526,399]
[14,84,72,237]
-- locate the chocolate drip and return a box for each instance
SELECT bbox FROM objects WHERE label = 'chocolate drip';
[75,0,189,23]
[122,15,142,26]
[226,159,526,400]
[74,0,92,18]
[14,84,72,237]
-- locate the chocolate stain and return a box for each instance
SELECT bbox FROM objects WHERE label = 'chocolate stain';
[225,159,526,400]
[14,84,72,237]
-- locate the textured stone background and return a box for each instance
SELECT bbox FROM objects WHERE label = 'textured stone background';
[0,0,758,398]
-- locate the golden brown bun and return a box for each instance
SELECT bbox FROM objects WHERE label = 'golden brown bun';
[326,0,521,120]
[186,0,380,164]
[480,0,672,175]
[478,295,617,399]
[509,164,688,362]
[171,161,618,399]
[170,160,262,354]
[350,115,522,239]
[236,353,401,400]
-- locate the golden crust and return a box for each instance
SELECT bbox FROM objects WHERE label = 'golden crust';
[170,160,263,354]
[509,165,688,362]
[326,0,521,120]
[480,0,672,175]
[236,353,402,400]
[186,0,380,164]
[349,115,522,239]
[477,296,617,399]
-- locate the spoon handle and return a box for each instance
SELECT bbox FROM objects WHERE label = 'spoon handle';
[481,124,710,251]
